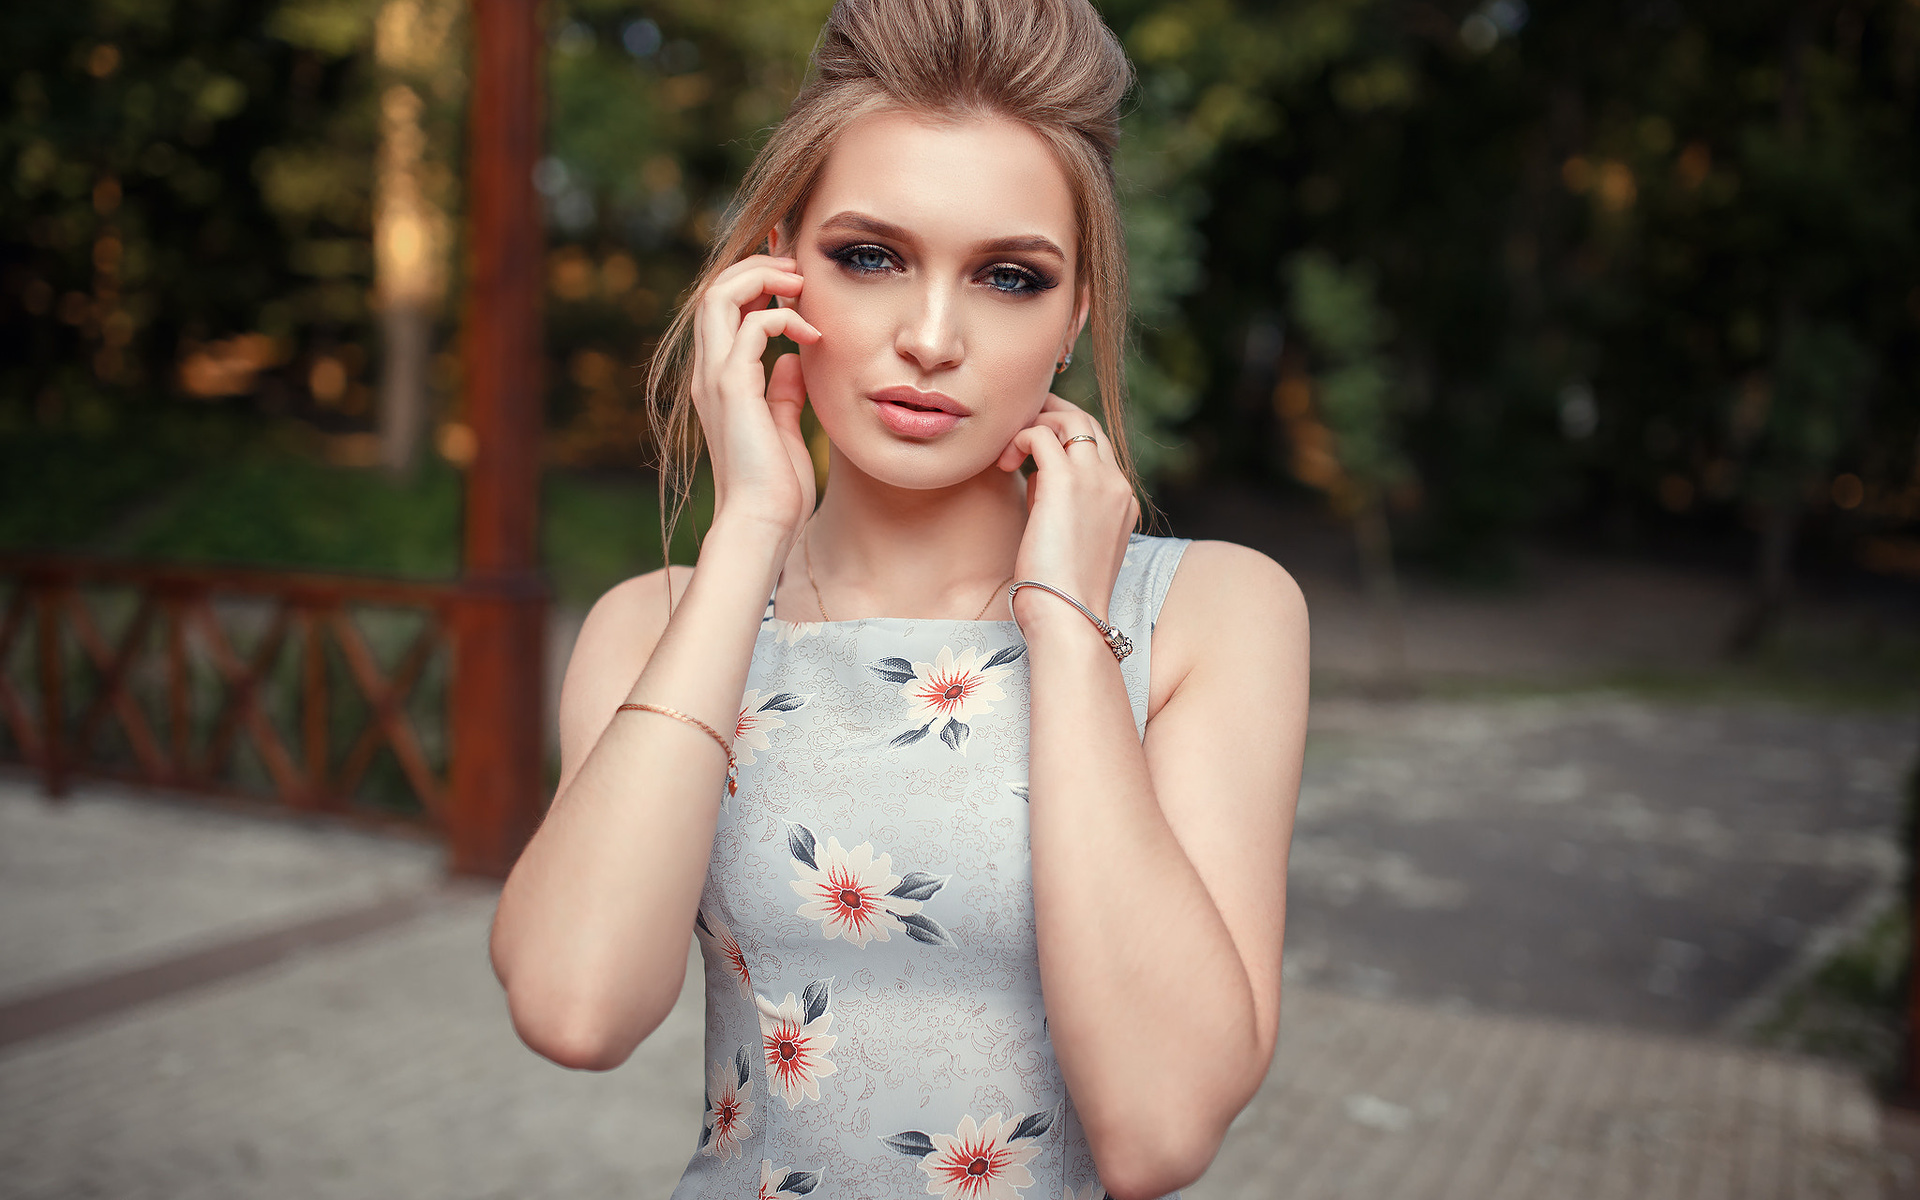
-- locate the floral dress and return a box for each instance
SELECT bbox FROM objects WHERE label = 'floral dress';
[669,533,1192,1200]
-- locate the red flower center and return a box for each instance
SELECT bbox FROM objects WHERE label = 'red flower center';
[778,1038,797,1061]
[916,666,982,715]
[817,866,882,934]
[932,1136,1013,1195]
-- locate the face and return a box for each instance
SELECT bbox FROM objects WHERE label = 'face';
[773,109,1088,491]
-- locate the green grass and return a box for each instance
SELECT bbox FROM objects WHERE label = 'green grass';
[110,447,464,579]
[0,413,252,551]
[1314,651,1920,713]
[1,424,714,608]
[1753,901,1909,1087]
[542,470,710,606]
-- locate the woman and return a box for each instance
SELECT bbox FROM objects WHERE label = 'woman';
[488,2,1309,1197]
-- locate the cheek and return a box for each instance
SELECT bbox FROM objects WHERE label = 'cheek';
[965,300,1069,402]
[791,277,879,399]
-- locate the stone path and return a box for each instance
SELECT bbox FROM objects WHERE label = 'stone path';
[0,877,1886,1200]
[1287,695,1916,1034]
[0,680,1912,1199]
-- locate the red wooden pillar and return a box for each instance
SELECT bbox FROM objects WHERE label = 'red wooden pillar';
[37,577,67,800]
[448,0,548,877]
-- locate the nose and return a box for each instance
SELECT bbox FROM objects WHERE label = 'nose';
[894,278,963,374]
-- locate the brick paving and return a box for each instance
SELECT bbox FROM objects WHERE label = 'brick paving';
[0,779,440,1000]
[0,880,1888,1200]
[0,683,1909,1200]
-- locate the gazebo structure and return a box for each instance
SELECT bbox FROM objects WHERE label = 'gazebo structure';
[0,0,552,879]
[444,0,548,876]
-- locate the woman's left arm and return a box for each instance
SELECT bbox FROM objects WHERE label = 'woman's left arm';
[1002,402,1310,1200]
[1023,541,1306,1199]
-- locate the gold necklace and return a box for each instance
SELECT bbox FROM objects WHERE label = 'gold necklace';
[802,526,1013,622]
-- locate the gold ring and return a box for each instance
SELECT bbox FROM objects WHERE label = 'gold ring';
[1062,434,1096,449]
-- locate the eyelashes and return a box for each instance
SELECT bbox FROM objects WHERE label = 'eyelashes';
[827,243,894,276]
[821,242,1058,296]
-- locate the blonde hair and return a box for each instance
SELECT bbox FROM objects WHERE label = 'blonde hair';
[646,0,1140,571]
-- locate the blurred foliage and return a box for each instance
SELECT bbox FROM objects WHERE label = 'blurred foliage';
[2,0,1917,598]
[1284,251,1407,501]
[1173,0,1920,581]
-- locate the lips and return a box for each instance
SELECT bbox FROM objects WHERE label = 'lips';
[869,386,968,416]
[870,386,967,438]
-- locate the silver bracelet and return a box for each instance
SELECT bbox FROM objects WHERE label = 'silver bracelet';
[1006,580,1133,661]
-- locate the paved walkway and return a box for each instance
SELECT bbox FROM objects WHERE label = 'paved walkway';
[0,762,1900,1199]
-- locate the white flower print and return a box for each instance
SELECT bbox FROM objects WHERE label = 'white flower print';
[759,1160,824,1198]
[786,821,954,948]
[725,689,808,799]
[694,908,753,998]
[755,978,839,1108]
[734,690,810,769]
[773,619,823,645]
[901,645,1014,722]
[699,1045,756,1161]
[868,643,1024,754]
[884,1108,1057,1200]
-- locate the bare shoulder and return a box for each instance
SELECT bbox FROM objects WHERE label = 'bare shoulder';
[1152,541,1305,656]
[555,565,694,792]
[1148,539,1308,715]
[572,563,693,664]
[1165,539,1306,623]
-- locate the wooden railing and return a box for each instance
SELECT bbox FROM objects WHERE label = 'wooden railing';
[0,554,543,867]
[0,0,554,878]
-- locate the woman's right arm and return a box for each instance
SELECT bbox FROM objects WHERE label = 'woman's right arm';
[488,254,820,1071]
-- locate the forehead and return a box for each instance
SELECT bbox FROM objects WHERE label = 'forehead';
[800,109,1077,254]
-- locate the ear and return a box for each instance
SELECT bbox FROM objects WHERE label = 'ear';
[768,222,790,258]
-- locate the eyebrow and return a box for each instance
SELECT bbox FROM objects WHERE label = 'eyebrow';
[815,211,1067,261]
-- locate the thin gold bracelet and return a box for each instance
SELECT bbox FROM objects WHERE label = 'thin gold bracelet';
[616,702,739,795]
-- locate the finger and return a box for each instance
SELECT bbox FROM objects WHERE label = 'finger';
[703,256,800,322]
[721,306,823,384]
[765,352,807,436]
[1028,411,1107,461]
[700,270,806,367]
[1005,424,1069,477]
[699,264,807,374]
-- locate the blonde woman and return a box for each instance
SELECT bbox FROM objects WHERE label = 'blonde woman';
[489,2,1309,1197]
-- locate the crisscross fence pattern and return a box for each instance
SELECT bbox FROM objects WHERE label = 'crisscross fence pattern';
[0,556,467,828]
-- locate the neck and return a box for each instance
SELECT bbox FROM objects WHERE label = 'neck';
[789,445,1029,620]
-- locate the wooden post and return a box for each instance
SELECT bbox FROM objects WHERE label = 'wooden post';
[36,579,66,799]
[1909,712,1920,1100]
[447,0,548,877]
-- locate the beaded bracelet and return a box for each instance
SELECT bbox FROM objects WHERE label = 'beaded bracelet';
[616,702,738,795]
[1005,580,1133,661]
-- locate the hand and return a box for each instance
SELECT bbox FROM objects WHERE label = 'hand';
[691,254,822,544]
[995,393,1140,624]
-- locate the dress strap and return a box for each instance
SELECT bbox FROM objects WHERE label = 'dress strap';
[1106,533,1192,739]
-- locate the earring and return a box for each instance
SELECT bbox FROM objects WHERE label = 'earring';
[1054,351,1073,374]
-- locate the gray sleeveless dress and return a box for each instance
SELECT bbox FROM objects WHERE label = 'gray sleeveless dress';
[669,533,1191,1200]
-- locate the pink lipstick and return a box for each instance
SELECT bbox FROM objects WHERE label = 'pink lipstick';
[870,386,967,438]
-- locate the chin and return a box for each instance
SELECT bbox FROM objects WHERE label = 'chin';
[817,404,1014,492]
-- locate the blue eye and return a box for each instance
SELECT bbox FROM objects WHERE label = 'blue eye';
[831,244,894,274]
[984,264,1053,295]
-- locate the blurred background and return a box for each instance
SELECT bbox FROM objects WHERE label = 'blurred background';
[2,1,1919,1196]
